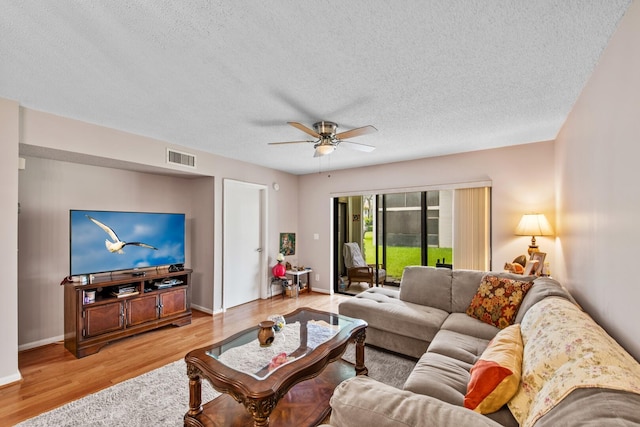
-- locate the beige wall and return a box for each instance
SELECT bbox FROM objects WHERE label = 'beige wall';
[189,177,215,310]
[10,107,298,361]
[13,106,556,358]
[0,98,21,385]
[555,0,640,360]
[17,157,204,345]
[297,141,556,293]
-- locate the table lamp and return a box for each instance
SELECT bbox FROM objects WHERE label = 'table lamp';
[515,213,554,256]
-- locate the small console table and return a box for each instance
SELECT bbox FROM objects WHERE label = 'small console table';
[286,269,312,295]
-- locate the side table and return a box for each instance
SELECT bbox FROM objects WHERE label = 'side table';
[286,269,312,294]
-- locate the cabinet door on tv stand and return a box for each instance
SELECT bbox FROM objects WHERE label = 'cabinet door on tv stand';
[83,301,124,338]
[159,288,187,318]
[127,294,159,326]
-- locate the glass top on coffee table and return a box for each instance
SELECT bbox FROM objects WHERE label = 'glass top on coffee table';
[205,308,360,379]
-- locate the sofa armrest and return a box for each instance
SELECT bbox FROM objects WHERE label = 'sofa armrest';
[329,376,503,427]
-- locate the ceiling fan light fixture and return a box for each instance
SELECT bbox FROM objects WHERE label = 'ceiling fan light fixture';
[315,144,336,157]
[269,120,377,157]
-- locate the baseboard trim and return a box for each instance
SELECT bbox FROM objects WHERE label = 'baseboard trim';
[0,371,22,387]
[19,334,64,352]
[191,304,213,315]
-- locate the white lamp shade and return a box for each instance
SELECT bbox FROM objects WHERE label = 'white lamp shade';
[515,214,554,237]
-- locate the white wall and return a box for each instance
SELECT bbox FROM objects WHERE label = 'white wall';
[297,141,556,293]
[555,0,640,360]
[0,98,21,385]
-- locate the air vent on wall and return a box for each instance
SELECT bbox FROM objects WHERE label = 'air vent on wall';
[167,148,196,168]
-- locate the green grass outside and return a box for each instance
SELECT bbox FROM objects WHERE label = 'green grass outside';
[362,232,452,279]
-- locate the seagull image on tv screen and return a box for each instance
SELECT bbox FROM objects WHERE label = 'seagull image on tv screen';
[86,215,158,254]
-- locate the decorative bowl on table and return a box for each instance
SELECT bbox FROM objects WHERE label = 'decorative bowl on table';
[268,314,286,332]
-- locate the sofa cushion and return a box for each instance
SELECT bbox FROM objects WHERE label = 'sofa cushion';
[440,313,500,341]
[330,376,504,427]
[450,269,486,313]
[464,324,523,414]
[427,329,490,365]
[399,266,452,311]
[364,327,430,359]
[403,352,471,406]
[402,339,519,427]
[466,275,533,329]
[339,287,448,343]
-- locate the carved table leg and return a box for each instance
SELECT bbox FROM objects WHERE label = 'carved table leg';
[186,363,203,417]
[244,395,279,427]
[354,329,368,376]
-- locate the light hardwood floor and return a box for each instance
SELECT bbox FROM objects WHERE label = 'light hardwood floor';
[0,292,350,425]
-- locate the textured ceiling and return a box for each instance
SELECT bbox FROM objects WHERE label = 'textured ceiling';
[1,1,632,175]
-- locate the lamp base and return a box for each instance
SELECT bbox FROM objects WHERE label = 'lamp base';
[527,235,539,258]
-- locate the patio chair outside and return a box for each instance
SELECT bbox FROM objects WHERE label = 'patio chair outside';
[343,242,386,288]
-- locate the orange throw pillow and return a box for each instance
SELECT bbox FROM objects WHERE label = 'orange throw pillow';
[464,324,523,414]
[466,275,533,329]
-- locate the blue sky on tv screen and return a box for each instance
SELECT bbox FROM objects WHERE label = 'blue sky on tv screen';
[70,210,185,276]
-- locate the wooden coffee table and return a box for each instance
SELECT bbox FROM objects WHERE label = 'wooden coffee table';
[184,307,367,427]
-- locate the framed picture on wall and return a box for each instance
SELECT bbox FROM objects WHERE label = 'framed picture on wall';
[280,233,296,256]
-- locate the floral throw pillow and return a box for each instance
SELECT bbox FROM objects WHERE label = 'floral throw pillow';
[466,275,534,329]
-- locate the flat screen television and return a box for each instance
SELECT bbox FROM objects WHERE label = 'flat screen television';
[70,210,186,276]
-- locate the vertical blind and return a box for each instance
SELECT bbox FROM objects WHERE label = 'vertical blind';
[453,187,490,270]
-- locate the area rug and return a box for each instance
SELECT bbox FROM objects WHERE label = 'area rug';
[341,344,415,389]
[16,344,416,427]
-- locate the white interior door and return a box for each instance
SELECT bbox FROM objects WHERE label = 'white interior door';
[223,179,266,309]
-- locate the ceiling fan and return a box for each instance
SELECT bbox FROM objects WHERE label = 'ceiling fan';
[269,121,378,157]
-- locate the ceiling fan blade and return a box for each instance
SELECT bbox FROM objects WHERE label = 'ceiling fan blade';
[335,125,378,140]
[288,122,321,138]
[268,140,315,145]
[339,140,376,152]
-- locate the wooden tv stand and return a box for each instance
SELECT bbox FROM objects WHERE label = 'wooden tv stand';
[64,268,192,358]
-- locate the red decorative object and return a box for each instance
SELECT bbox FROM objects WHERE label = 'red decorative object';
[272,262,286,278]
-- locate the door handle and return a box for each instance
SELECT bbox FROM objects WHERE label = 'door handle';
[256,248,263,252]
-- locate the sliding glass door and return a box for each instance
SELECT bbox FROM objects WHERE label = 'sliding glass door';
[370,191,453,283]
[335,185,490,291]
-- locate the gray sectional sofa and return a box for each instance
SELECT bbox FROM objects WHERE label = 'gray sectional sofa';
[327,266,640,427]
